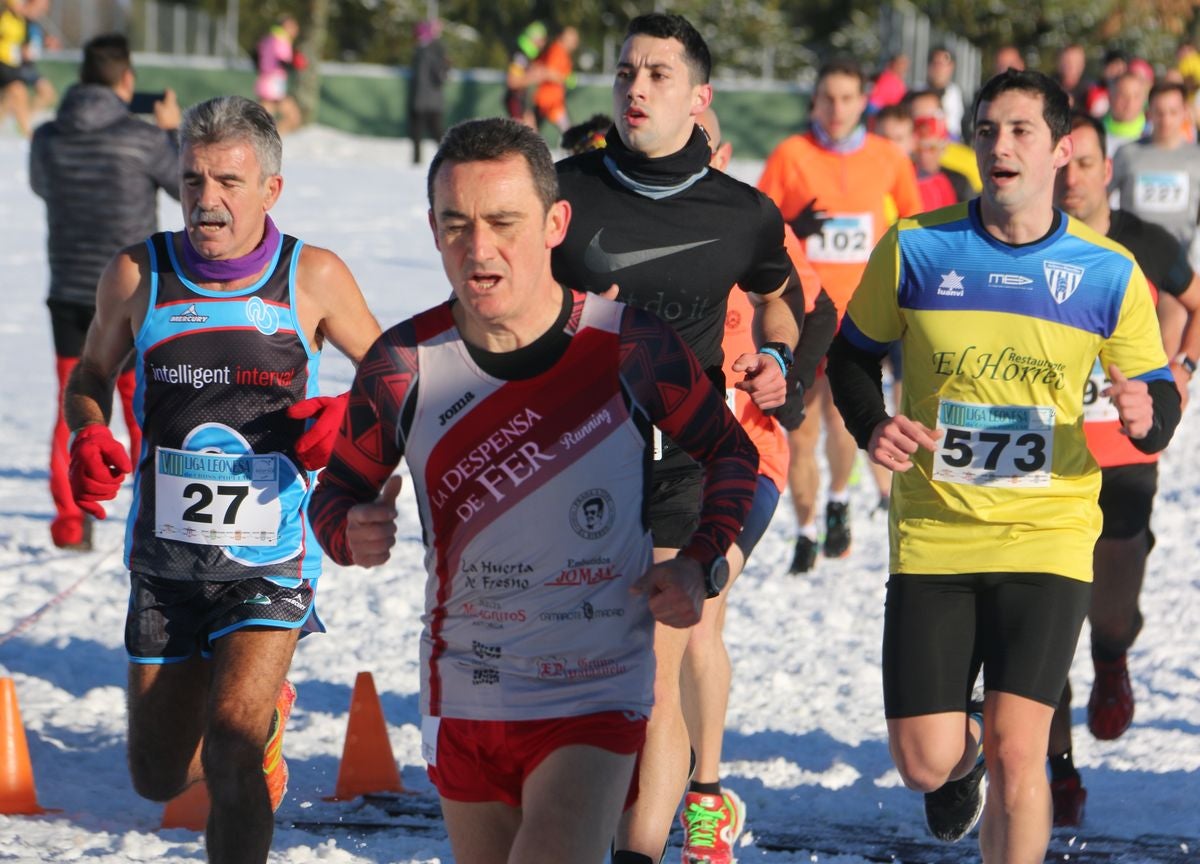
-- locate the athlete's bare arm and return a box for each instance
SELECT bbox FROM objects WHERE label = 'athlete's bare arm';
[1168,272,1200,407]
[64,245,149,430]
[295,245,382,363]
[740,272,803,409]
[1158,291,1188,359]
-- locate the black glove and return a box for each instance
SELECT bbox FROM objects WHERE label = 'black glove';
[788,200,830,240]
[769,369,807,431]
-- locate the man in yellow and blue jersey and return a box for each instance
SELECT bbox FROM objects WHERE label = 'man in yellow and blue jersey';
[827,69,1181,863]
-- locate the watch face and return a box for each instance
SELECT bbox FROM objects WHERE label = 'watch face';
[763,341,794,367]
[708,556,730,596]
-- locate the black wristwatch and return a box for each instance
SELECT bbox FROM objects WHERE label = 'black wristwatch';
[1174,352,1197,376]
[681,550,730,599]
[759,341,795,375]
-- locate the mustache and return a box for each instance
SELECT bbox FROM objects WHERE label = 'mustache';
[189,205,232,226]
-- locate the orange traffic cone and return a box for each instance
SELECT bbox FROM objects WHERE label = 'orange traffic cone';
[325,671,404,800]
[161,780,209,831]
[0,677,47,815]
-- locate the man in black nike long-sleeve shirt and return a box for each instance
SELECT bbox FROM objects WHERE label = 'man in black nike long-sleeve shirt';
[551,12,836,864]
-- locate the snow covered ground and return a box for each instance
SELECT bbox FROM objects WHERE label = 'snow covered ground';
[0,126,1197,863]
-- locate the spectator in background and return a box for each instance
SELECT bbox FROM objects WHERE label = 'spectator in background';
[255,14,304,134]
[992,44,1025,76]
[1088,48,1129,117]
[0,0,31,136]
[1056,44,1091,110]
[408,18,449,165]
[560,112,611,155]
[907,89,974,209]
[923,45,963,140]
[874,102,914,156]
[1176,40,1200,89]
[504,20,547,128]
[1105,71,1148,158]
[17,0,54,116]
[1129,57,1156,88]
[29,33,181,550]
[532,25,579,133]
[868,52,909,116]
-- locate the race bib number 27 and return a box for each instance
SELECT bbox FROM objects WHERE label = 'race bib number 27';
[932,400,1054,488]
[155,447,281,545]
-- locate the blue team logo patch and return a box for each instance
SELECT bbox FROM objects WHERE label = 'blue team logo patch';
[1044,261,1084,304]
[246,296,280,335]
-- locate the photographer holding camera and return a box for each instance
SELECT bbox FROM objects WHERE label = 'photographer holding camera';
[29,32,180,551]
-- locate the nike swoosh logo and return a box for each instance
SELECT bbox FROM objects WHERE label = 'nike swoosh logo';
[583,229,719,274]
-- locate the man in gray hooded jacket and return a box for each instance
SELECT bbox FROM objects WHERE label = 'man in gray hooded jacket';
[29,32,180,550]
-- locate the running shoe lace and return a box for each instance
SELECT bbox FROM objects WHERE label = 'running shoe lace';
[683,798,725,848]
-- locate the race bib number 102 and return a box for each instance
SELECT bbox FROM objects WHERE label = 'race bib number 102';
[932,400,1055,488]
[155,447,281,545]
[806,213,873,264]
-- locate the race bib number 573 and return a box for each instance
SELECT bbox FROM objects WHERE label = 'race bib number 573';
[932,400,1055,488]
[155,447,281,545]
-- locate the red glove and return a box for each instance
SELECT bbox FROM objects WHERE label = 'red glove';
[69,425,132,520]
[287,392,349,471]
[292,51,308,71]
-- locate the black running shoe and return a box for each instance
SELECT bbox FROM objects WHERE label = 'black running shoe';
[823,501,851,558]
[789,536,818,573]
[924,756,987,842]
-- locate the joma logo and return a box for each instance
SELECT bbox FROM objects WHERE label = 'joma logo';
[438,391,475,426]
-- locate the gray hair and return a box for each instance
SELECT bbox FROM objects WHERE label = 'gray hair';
[180,95,283,180]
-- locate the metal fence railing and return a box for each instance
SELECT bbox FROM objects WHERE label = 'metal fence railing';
[42,0,238,59]
[878,0,983,129]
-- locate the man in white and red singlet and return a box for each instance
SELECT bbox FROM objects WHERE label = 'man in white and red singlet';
[309,117,758,864]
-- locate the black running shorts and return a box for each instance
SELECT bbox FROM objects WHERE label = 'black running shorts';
[125,572,323,663]
[647,471,703,550]
[1098,463,1158,540]
[882,571,1091,718]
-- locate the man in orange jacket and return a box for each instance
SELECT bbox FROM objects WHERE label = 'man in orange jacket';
[758,56,921,574]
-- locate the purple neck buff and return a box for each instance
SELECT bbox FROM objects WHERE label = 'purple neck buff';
[180,215,281,283]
